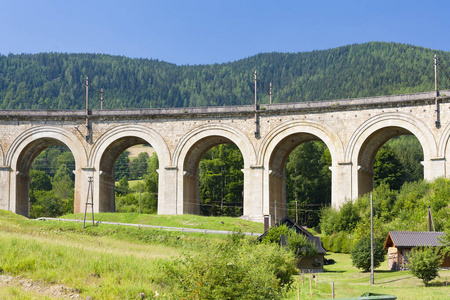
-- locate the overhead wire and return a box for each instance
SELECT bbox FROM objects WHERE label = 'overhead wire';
[28,143,329,219]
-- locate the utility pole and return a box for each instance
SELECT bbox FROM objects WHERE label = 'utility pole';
[85,77,92,143]
[295,200,298,224]
[254,70,257,109]
[254,71,259,137]
[435,54,438,98]
[101,88,104,110]
[85,77,89,142]
[435,55,441,128]
[269,82,273,104]
[370,193,374,285]
[83,176,95,228]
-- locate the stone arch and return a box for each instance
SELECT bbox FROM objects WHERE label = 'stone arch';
[259,120,345,167]
[438,122,450,158]
[173,124,256,168]
[90,124,170,212]
[6,126,88,216]
[346,112,436,197]
[0,144,4,166]
[258,120,345,222]
[172,123,257,215]
[438,123,450,178]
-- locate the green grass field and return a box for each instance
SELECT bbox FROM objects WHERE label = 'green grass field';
[60,212,265,233]
[1,210,449,299]
[284,252,450,299]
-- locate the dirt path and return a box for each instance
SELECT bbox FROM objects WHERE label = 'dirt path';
[0,275,81,299]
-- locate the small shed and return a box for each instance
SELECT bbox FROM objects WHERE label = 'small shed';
[383,231,450,270]
[257,216,326,272]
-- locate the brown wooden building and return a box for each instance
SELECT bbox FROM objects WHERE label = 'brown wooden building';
[383,231,450,270]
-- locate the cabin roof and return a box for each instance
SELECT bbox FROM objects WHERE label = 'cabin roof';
[307,236,327,254]
[383,231,445,250]
[257,216,313,242]
[256,216,326,254]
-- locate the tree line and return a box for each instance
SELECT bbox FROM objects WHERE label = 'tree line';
[1,42,450,110]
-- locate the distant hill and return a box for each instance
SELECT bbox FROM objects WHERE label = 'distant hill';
[1,42,449,110]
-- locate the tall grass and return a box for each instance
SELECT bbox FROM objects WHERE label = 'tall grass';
[0,230,171,298]
[2,210,449,299]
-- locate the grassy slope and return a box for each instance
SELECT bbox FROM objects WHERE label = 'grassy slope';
[0,210,237,299]
[60,212,264,233]
[1,210,449,299]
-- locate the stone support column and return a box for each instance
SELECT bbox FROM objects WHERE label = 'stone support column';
[182,171,199,214]
[0,167,11,211]
[357,166,375,199]
[332,162,353,209]
[158,166,178,215]
[422,157,446,181]
[72,167,83,214]
[241,165,264,223]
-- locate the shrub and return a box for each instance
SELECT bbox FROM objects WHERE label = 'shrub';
[115,193,138,212]
[319,201,359,235]
[321,231,352,253]
[30,190,73,218]
[319,206,340,235]
[407,246,444,286]
[161,240,296,299]
[287,232,317,258]
[351,236,385,272]
[261,224,290,245]
[331,231,352,253]
[261,225,317,258]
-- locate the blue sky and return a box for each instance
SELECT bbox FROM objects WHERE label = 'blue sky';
[1,0,449,65]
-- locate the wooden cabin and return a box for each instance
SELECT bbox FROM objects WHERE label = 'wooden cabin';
[383,231,450,270]
[257,216,326,272]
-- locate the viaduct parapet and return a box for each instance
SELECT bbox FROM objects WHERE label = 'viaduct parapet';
[1,90,449,224]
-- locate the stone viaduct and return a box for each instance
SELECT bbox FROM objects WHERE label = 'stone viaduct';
[1,90,450,224]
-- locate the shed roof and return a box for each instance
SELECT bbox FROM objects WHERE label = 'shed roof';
[307,236,327,254]
[256,216,313,242]
[383,231,445,250]
[256,216,326,254]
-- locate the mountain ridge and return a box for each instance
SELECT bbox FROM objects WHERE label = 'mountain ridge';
[1,41,449,110]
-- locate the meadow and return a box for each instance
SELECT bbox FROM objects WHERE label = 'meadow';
[0,210,449,299]
[284,252,450,299]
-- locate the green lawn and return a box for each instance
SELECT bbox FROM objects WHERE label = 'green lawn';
[284,252,450,299]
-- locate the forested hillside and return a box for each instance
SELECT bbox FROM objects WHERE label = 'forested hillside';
[1,42,450,110]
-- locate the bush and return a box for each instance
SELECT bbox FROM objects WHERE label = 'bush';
[319,201,359,235]
[319,206,340,235]
[351,236,385,272]
[261,225,317,258]
[407,246,444,286]
[115,192,157,214]
[161,240,296,299]
[321,231,352,253]
[332,231,352,253]
[30,190,73,218]
[287,232,317,258]
[115,193,138,213]
[261,225,290,245]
